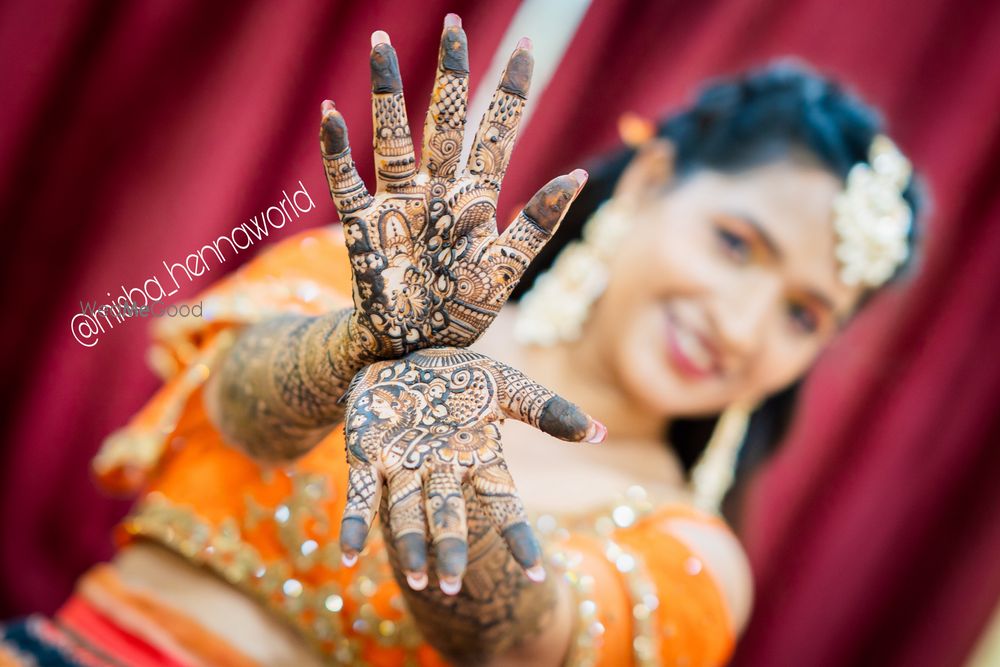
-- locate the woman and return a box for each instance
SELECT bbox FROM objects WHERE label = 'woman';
[0,12,922,667]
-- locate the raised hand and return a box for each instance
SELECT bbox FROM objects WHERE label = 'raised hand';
[338,348,606,595]
[320,15,587,360]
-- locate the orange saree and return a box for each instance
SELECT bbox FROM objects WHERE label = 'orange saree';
[85,225,736,666]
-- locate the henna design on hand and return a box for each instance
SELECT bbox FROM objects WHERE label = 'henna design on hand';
[425,465,469,585]
[421,22,468,180]
[206,309,380,463]
[320,18,588,360]
[205,17,588,467]
[338,346,604,578]
[467,38,532,185]
[338,346,605,661]
[386,478,559,663]
[371,35,417,191]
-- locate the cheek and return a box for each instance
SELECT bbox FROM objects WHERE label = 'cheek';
[591,231,671,339]
[748,333,824,399]
[592,222,736,414]
[612,317,744,417]
[611,218,710,297]
[650,215,733,296]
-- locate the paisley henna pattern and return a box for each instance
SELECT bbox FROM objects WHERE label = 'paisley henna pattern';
[421,22,469,179]
[467,44,532,188]
[339,346,596,661]
[209,18,586,468]
[339,348,594,559]
[320,24,587,360]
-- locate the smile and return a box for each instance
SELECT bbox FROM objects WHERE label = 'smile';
[664,310,721,380]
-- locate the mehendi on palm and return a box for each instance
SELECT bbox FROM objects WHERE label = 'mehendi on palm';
[207,18,586,464]
[338,347,604,662]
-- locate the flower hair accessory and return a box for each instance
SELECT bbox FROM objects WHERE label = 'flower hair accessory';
[832,134,913,287]
[618,111,655,148]
[514,200,630,346]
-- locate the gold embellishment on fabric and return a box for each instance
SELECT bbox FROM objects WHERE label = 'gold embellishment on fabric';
[123,478,428,664]
[537,484,660,667]
[548,548,601,667]
[126,464,714,667]
[604,537,661,667]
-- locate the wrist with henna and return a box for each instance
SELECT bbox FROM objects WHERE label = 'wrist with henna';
[205,306,379,463]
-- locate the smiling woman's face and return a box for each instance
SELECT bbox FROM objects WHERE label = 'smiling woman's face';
[588,148,866,418]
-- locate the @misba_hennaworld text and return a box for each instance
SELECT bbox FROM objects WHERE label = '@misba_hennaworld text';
[71,181,316,348]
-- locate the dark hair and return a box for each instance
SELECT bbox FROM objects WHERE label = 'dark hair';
[511,60,925,515]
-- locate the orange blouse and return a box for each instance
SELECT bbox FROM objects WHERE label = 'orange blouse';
[91,225,736,666]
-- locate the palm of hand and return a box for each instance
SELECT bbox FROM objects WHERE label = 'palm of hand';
[338,348,600,592]
[342,180,514,355]
[320,23,585,358]
[346,351,504,472]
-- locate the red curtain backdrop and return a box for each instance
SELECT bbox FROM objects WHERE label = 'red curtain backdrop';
[1,1,998,666]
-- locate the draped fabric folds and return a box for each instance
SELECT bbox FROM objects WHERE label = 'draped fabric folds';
[1,1,999,666]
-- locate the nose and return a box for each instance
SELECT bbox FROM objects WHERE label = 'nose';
[711,276,781,362]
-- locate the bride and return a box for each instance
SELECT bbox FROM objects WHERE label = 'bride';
[1,12,922,667]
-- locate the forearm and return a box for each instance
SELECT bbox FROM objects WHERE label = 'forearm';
[204,307,372,462]
[380,491,571,666]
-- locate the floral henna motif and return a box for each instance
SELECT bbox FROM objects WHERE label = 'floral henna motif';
[338,347,603,573]
[320,20,587,360]
[467,41,532,186]
[421,21,468,180]
[208,17,586,476]
[340,346,604,661]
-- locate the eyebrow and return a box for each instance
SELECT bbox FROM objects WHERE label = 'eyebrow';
[729,210,783,261]
[729,210,843,321]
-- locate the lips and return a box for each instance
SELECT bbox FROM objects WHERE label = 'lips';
[664,311,721,380]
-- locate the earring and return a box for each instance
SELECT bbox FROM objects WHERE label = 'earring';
[514,199,631,346]
[689,403,753,512]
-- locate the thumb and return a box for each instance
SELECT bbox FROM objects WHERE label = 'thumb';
[535,395,607,443]
[488,360,606,443]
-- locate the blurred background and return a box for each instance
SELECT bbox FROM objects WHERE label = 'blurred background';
[1,0,999,665]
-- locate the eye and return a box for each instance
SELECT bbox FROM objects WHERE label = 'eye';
[715,226,751,264]
[787,301,819,334]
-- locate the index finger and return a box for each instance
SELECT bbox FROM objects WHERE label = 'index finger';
[472,461,546,581]
[320,101,373,217]
[466,38,534,190]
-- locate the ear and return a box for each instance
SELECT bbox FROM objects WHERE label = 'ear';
[613,138,676,206]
